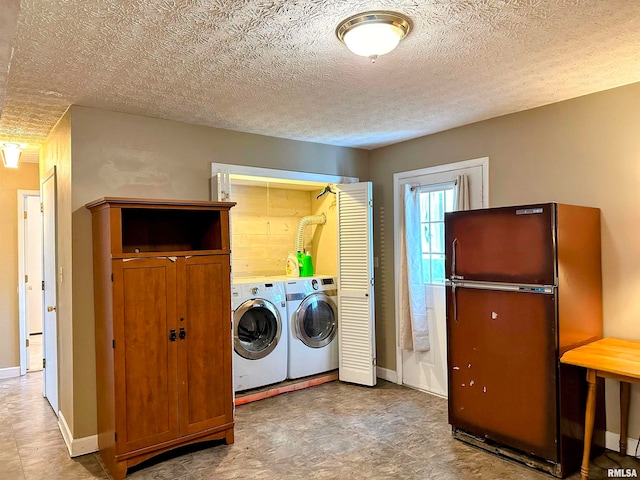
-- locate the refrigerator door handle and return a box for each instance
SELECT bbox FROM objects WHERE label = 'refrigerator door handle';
[452,283,459,323]
[451,238,464,280]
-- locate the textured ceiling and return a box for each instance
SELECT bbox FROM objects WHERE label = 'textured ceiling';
[1,0,640,162]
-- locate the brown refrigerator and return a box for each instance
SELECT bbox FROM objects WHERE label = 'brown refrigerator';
[445,203,604,477]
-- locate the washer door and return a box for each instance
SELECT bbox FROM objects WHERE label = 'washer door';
[234,299,282,360]
[294,293,337,348]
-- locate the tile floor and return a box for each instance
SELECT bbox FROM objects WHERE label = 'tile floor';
[0,371,637,479]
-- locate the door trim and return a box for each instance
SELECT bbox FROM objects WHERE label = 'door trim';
[392,157,489,388]
[18,189,41,375]
[210,162,359,200]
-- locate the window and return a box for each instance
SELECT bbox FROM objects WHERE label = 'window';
[419,185,455,284]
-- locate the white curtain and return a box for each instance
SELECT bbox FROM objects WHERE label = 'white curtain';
[399,184,431,352]
[455,174,470,211]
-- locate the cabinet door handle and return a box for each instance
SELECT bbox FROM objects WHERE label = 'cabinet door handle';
[169,329,177,342]
[179,327,186,340]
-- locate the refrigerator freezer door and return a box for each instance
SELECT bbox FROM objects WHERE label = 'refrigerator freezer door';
[445,204,555,285]
[447,286,558,461]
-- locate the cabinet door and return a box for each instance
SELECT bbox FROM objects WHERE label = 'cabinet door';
[177,255,233,436]
[112,258,179,454]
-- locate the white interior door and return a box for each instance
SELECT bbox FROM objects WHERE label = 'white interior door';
[42,168,59,415]
[395,159,487,397]
[26,196,43,336]
[337,182,376,387]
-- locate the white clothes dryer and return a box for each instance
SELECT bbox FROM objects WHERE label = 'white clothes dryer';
[284,276,338,379]
[232,278,287,392]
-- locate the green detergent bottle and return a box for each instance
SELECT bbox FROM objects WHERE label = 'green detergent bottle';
[299,251,314,277]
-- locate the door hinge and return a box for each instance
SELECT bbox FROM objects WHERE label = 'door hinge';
[42,280,45,290]
[112,339,115,349]
[40,203,44,213]
[111,273,114,282]
[373,357,377,366]
[26,338,29,348]
[43,358,46,368]
[115,432,117,442]
[25,274,28,283]
[369,199,373,207]
[24,211,28,219]
[370,278,374,286]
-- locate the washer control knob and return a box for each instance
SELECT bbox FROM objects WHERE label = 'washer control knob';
[312,279,319,290]
[250,287,259,295]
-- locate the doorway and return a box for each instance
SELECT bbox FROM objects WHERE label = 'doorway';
[393,157,488,397]
[18,190,43,375]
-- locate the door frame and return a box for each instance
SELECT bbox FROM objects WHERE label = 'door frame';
[392,157,489,388]
[17,189,42,375]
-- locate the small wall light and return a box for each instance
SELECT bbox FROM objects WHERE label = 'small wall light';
[336,11,412,63]
[1,142,25,168]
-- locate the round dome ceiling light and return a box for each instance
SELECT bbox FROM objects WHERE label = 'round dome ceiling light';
[336,11,412,63]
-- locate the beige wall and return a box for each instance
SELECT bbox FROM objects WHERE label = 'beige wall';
[68,105,369,438]
[0,162,40,369]
[370,82,640,437]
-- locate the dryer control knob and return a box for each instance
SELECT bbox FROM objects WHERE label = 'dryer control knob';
[250,287,259,295]
[312,279,319,290]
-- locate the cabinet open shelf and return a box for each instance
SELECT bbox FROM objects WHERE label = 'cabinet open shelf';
[121,208,223,253]
[84,197,234,256]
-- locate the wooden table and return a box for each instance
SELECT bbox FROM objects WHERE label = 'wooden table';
[560,338,640,480]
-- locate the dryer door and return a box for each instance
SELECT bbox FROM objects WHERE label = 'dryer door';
[294,293,337,348]
[234,299,282,360]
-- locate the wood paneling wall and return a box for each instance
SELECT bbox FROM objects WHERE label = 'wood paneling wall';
[231,184,312,278]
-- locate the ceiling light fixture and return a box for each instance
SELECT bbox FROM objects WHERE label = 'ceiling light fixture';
[336,11,411,63]
[1,142,25,168]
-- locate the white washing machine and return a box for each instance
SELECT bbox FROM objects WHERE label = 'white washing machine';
[285,276,338,379]
[232,278,288,392]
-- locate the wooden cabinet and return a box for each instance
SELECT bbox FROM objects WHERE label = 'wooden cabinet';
[86,198,235,480]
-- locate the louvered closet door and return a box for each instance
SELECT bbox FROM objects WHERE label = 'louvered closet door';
[337,182,376,386]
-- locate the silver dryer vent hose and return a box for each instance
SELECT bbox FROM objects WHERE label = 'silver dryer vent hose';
[295,214,326,252]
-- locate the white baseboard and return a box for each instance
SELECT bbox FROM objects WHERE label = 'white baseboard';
[606,431,640,457]
[58,410,98,457]
[376,367,397,383]
[0,367,20,379]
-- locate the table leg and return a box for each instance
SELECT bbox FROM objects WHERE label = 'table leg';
[580,369,597,480]
[620,381,631,456]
